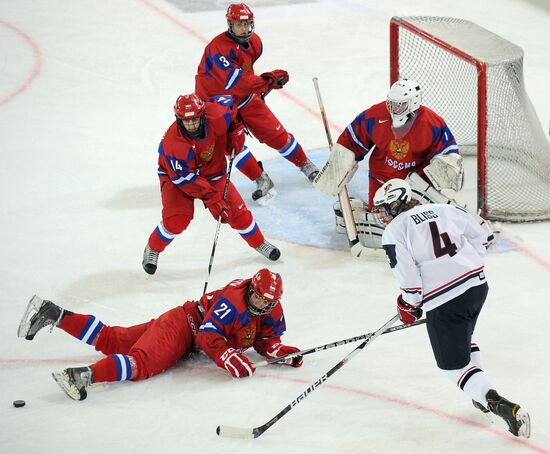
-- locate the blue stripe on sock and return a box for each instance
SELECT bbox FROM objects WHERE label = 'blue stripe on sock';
[77,316,96,341]
[86,321,104,345]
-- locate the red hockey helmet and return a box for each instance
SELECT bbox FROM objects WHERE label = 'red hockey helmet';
[248,268,283,316]
[174,93,206,120]
[226,3,255,44]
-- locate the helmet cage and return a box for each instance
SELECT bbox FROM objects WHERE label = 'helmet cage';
[226,3,255,44]
[386,79,422,128]
[247,268,282,316]
[174,94,206,138]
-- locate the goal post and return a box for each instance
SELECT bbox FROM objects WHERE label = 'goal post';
[390,16,550,222]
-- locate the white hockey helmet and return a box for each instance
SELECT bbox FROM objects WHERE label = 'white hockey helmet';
[386,79,423,128]
[373,178,412,224]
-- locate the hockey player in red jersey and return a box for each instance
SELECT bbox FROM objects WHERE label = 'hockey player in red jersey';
[372,178,530,439]
[142,93,280,275]
[315,79,492,254]
[18,269,303,400]
[195,3,319,203]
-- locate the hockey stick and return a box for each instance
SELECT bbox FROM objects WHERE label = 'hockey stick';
[216,314,399,439]
[202,148,237,295]
[252,318,426,368]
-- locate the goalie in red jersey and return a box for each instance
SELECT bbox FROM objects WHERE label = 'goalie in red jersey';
[314,79,493,255]
[141,93,280,275]
[18,269,303,400]
[195,3,319,204]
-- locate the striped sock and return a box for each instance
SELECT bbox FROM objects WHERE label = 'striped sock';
[90,354,135,383]
[444,360,492,405]
[58,314,104,345]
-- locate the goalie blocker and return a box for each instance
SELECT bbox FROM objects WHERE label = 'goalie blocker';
[334,171,494,250]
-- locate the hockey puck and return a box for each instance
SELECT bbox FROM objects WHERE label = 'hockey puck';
[13,400,26,408]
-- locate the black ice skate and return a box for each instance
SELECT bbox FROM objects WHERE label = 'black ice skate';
[255,240,281,261]
[486,389,531,438]
[52,366,93,401]
[251,162,277,205]
[18,295,68,340]
[142,245,159,275]
[472,399,491,414]
[300,158,319,183]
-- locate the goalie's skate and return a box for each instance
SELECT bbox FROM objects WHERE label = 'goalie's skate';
[18,295,65,340]
[255,240,281,261]
[486,389,531,438]
[142,244,159,275]
[52,366,93,401]
[300,159,319,183]
[251,168,277,206]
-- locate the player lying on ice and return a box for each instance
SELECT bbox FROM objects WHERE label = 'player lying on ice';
[372,178,530,438]
[314,79,493,257]
[17,269,303,401]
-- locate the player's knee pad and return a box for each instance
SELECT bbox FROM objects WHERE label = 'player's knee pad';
[163,214,192,235]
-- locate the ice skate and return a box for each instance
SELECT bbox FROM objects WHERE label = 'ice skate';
[472,399,490,414]
[52,366,93,401]
[300,158,319,183]
[486,389,531,438]
[18,295,67,340]
[251,163,277,205]
[142,244,159,275]
[255,240,281,261]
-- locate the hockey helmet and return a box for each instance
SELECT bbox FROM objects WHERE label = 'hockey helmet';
[226,3,255,44]
[373,178,412,224]
[248,268,283,316]
[386,79,423,128]
[174,94,206,138]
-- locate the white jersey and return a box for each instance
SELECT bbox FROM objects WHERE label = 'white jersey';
[381,203,489,312]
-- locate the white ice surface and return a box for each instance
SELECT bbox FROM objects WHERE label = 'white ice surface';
[1,1,549,453]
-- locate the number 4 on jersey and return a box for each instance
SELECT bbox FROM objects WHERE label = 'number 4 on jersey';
[429,221,457,258]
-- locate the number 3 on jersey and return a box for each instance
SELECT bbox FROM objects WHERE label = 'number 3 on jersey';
[429,221,457,258]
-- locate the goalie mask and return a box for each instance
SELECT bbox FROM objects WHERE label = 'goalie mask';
[247,268,283,316]
[386,79,423,128]
[373,178,412,224]
[174,94,206,138]
[226,3,255,44]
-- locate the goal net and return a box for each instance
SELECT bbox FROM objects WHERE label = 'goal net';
[390,16,550,222]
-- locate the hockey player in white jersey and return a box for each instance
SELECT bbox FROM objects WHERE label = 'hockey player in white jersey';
[373,178,530,438]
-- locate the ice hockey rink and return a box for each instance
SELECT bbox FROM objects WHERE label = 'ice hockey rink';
[1,0,549,452]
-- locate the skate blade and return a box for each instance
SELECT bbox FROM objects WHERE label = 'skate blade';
[17,295,43,338]
[255,188,277,206]
[516,409,531,438]
[52,371,85,401]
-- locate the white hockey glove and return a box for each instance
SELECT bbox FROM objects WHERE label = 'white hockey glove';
[313,143,358,195]
[424,153,464,191]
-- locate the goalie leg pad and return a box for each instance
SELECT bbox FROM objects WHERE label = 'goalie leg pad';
[333,199,385,249]
[313,143,358,195]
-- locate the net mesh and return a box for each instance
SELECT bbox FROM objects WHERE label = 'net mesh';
[394,16,550,221]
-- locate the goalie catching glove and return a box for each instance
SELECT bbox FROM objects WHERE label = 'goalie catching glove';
[216,347,255,378]
[313,143,358,195]
[264,342,303,367]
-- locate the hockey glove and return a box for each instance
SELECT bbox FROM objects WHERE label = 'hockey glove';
[264,342,303,368]
[227,121,246,154]
[203,191,231,223]
[397,295,423,325]
[260,69,289,90]
[216,347,255,378]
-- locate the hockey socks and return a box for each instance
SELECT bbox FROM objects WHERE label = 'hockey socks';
[276,135,308,167]
[90,354,136,383]
[234,146,263,181]
[148,220,176,253]
[236,219,264,248]
[445,359,492,406]
[58,314,104,346]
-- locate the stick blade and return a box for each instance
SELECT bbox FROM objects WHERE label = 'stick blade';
[216,425,256,439]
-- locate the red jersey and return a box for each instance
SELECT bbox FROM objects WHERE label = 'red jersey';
[195,278,287,363]
[337,102,459,182]
[157,96,237,199]
[195,32,267,106]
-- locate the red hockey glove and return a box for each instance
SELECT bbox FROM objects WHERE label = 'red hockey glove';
[203,191,231,223]
[216,347,255,378]
[227,121,245,154]
[260,69,289,90]
[265,342,303,368]
[397,295,423,325]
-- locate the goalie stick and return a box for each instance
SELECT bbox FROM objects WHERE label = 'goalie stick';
[216,314,399,439]
[312,77,360,251]
[252,318,426,368]
[202,148,237,295]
